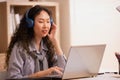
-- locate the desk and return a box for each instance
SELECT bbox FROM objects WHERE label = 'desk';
[6,74,120,80]
[70,74,120,80]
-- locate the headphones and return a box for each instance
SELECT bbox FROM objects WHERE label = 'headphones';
[26,9,53,28]
[50,17,53,26]
[26,9,34,28]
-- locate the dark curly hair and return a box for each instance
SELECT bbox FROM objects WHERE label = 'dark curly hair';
[6,5,55,68]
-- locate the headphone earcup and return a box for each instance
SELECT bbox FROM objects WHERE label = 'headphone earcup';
[26,18,34,28]
[25,10,34,28]
[50,17,53,26]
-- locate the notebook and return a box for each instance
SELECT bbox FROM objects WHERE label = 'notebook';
[62,44,106,79]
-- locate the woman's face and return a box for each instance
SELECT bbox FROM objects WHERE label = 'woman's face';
[34,10,51,38]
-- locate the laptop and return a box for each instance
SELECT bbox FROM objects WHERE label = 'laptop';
[62,44,106,79]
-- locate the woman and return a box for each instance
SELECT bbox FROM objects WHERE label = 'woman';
[6,5,66,79]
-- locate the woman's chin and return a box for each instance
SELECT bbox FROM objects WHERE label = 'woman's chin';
[42,34,48,37]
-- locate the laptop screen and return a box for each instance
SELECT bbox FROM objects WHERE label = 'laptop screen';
[62,44,106,79]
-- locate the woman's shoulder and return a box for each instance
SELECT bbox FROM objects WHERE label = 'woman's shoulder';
[12,42,24,51]
[11,42,29,60]
[11,42,27,56]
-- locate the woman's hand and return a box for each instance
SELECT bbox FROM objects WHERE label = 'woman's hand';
[28,66,63,78]
[49,66,63,75]
[48,23,63,55]
[48,23,57,42]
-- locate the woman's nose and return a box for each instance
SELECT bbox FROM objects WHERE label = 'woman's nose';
[43,22,50,28]
[43,22,47,27]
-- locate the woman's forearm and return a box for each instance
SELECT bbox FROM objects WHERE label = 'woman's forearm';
[28,66,63,78]
[28,69,51,78]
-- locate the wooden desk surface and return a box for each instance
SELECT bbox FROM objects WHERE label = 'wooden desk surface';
[65,74,120,80]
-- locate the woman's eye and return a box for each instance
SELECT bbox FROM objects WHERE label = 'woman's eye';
[39,21,43,23]
[47,21,50,23]
[47,20,50,23]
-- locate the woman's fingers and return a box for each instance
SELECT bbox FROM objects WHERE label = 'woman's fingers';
[50,66,63,75]
[54,66,63,75]
[54,68,63,75]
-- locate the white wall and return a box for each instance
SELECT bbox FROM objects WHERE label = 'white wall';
[70,0,120,72]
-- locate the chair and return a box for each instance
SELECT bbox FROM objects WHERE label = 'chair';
[0,53,7,79]
[115,52,120,74]
[0,71,7,80]
[0,53,6,71]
